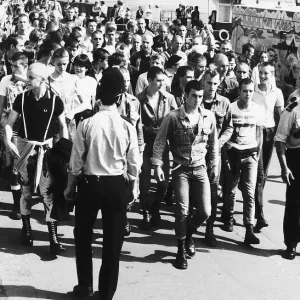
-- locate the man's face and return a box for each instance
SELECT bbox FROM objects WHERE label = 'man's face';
[159,27,169,39]
[228,58,236,72]
[107,31,116,43]
[259,66,273,84]
[18,16,29,31]
[150,59,163,69]
[15,39,25,52]
[150,73,165,91]
[66,46,78,58]
[122,72,130,91]
[235,64,249,82]
[178,26,187,38]
[137,20,146,32]
[220,43,232,54]
[39,20,47,31]
[53,56,69,74]
[245,48,254,60]
[87,22,97,34]
[67,8,75,20]
[132,37,142,50]
[192,38,201,46]
[11,60,26,76]
[194,59,207,77]
[240,83,254,103]
[260,52,268,63]
[92,33,104,50]
[203,74,220,98]
[215,57,229,77]
[26,69,44,90]
[186,88,203,109]
[267,50,276,63]
[142,37,153,52]
[180,70,194,88]
[172,37,183,52]
[50,12,60,22]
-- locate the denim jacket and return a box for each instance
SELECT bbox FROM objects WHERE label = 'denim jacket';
[137,88,178,146]
[202,93,233,148]
[152,105,219,170]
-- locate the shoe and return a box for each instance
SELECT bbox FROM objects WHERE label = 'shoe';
[222,220,234,232]
[150,200,161,227]
[138,212,152,230]
[9,209,21,220]
[205,223,217,247]
[221,213,236,225]
[282,247,296,260]
[185,235,196,257]
[20,215,33,246]
[124,218,131,237]
[244,225,260,245]
[254,219,269,233]
[175,239,188,269]
[73,285,93,297]
[47,221,66,254]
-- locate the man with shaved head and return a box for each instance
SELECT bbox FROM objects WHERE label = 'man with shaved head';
[213,53,239,102]
[168,35,187,65]
[153,24,171,51]
[136,18,155,38]
[5,62,68,255]
[130,34,157,74]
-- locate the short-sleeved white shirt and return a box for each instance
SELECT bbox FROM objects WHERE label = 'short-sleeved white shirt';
[228,101,264,150]
[252,85,284,128]
[75,75,97,110]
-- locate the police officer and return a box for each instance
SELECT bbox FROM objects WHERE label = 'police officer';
[274,99,300,260]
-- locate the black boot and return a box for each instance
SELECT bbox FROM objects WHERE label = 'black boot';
[20,215,33,246]
[124,215,131,237]
[282,246,296,260]
[9,189,21,220]
[244,225,260,245]
[205,222,217,247]
[185,234,196,257]
[138,210,152,230]
[150,200,161,227]
[254,209,269,233]
[175,239,188,269]
[47,221,66,254]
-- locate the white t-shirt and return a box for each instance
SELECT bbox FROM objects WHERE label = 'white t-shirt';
[252,85,284,128]
[75,75,97,110]
[228,101,264,150]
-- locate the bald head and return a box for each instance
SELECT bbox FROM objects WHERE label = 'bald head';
[26,63,49,90]
[172,35,183,52]
[142,34,153,52]
[235,62,250,82]
[28,63,49,79]
[213,53,229,77]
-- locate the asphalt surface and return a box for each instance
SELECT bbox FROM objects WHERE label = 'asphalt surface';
[0,152,300,300]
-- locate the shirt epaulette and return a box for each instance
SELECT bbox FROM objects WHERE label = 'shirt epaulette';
[286,101,298,112]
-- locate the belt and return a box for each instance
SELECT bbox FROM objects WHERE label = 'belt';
[83,174,123,183]
[176,164,205,172]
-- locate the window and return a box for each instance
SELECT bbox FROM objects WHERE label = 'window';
[218,5,231,23]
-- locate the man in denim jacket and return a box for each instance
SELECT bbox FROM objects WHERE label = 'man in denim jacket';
[201,68,233,247]
[152,80,219,269]
[136,66,177,230]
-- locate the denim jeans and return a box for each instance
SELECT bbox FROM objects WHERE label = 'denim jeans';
[223,153,258,226]
[255,128,275,220]
[172,165,211,239]
[139,145,169,213]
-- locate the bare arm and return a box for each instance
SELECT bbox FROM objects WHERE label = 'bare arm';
[57,113,68,139]
[0,95,6,120]
[5,109,20,158]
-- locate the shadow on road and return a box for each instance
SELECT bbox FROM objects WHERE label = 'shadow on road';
[268,199,285,206]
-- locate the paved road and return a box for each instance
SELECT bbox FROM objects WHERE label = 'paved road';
[0,152,299,300]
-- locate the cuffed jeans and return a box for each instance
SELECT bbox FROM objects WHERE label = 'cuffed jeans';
[18,154,55,222]
[172,165,211,239]
[255,128,274,220]
[223,154,258,226]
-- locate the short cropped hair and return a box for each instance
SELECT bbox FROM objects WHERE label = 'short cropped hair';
[185,80,202,95]
[147,66,165,81]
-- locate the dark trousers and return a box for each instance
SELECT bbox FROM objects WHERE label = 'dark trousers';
[255,128,275,220]
[284,148,300,248]
[74,175,127,300]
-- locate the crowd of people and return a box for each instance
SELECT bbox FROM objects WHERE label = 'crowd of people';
[0,0,300,299]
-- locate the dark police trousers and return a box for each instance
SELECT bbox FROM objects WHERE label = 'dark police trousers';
[284,148,300,248]
[74,175,128,300]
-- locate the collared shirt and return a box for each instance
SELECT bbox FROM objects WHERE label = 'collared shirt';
[171,85,185,108]
[151,105,219,168]
[252,84,284,128]
[202,93,233,148]
[274,100,300,149]
[217,77,239,103]
[117,92,144,151]
[69,105,140,179]
[136,88,177,145]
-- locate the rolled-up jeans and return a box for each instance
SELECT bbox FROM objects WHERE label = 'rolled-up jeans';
[223,153,258,226]
[172,165,211,239]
